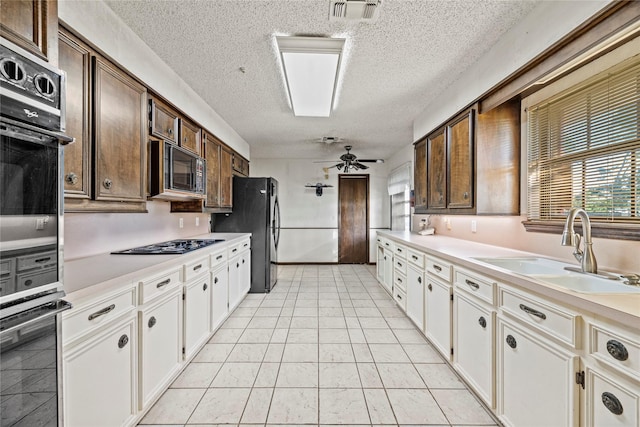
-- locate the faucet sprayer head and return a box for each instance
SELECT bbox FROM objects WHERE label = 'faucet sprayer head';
[561,230,576,246]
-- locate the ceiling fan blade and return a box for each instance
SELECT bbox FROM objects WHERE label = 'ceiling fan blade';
[352,162,369,170]
[313,160,343,163]
[358,159,385,163]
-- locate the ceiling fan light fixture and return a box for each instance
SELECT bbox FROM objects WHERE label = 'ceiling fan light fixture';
[276,36,345,117]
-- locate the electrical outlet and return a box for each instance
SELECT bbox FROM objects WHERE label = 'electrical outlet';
[196,217,200,227]
[471,220,477,233]
[179,218,184,229]
[445,217,452,230]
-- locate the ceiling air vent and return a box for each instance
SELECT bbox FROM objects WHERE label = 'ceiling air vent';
[329,0,382,22]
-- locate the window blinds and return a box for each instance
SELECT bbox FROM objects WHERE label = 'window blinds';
[527,58,640,223]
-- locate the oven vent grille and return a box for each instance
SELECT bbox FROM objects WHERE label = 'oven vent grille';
[330,0,382,22]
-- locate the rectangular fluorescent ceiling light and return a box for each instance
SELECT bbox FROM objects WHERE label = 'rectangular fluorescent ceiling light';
[276,36,345,117]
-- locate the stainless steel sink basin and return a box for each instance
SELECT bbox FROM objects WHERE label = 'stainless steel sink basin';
[473,257,572,275]
[473,256,640,294]
[534,274,640,294]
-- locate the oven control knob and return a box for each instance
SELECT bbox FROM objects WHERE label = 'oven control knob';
[34,73,56,98]
[66,172,78,185]
[103,178,112,190]
[0,58,27,84]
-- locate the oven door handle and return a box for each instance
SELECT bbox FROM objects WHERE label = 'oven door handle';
[1,116,74,144]
[0,300,72,336]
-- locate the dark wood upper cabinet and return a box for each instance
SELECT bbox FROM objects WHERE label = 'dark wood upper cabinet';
[447,112,473,209]
[427,131,446,209]
[93,56,147,203]
[204,132,221,208]
[179,118,201,155]
[149,97,178,144]
[232,153,249,177]
[59,28,90,199]
[219,147,233,209]
[413,139,427,211]
[1,0,58,65]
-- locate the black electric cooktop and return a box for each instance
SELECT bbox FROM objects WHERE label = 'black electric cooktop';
[111,239,225,255]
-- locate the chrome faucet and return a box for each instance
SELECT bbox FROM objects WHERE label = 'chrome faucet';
[561,208,598,274]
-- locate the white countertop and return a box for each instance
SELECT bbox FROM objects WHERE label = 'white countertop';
[62,233,250,303]
[378,231,640,326]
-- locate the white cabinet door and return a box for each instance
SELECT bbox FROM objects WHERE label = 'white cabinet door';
[240,250,251,295]
[228,255,242,311]
[497,316,579,427]
[425,275,452,359]
[64,316,137,427]
[184,276,212,359]
[211,265,229,331]
[382,248,393,294]
[585,365,639,427]
[376,245,385,284]
[453,291,494,408]
[139,289,183,409]
[406,265,424,330]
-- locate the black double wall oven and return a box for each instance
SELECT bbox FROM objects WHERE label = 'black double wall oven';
[0,37,73,426]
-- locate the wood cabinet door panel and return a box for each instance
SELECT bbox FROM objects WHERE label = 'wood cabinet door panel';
[180,119,201,155]
[204,133,221,207]
[219,148,233,208]
[1,0,57,64]
[93,57,146,202]
[59,30,91,199]
[447,113,473,208]
[414,139,427,211]
[427,132,446,209]
[149,98,178,144]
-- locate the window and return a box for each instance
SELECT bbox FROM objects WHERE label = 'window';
[388,163,411,231]
[527,57,640,238]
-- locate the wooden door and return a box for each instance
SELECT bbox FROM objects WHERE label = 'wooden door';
[219,147,233,208]
[338,175,369,264]
[93,56,146,202]
[427,131,446,209]
[179,118,201,155]
[447,112,473,208]
[149,97,178,144]
[204,132,221,208]
[59,29,91,200]
[414,139,427,211]
[1,0,58,65]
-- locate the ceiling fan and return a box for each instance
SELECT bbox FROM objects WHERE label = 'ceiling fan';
[316,145,384,172]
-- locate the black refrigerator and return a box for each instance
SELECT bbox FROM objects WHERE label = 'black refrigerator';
[213,176,280,293]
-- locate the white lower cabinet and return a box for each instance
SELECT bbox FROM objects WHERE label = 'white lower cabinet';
[228,254,242,311]
[584,364,639,427]
[382,248,393,295]
[64,315,137,427]
[139,288,183,409]
[376,243,385,284]
[497,316,579,427]
[424,275,452,359]
[211,264,229,331]
[184,275,212,359]
[240,249,251,295]
[453,291,495,408]
[406,264,424,330]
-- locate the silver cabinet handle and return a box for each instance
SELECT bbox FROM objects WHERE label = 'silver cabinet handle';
[103,178,112,189]
[66,172,78,185]
[148,316,157,328]
[465,279,479,290]
[35,257,51,263]
[193,264,202,271]
[396,293,402,300]
[506,334,517,349]
[433,265,442,272]
[167,128,173,135]
[606,340,629,361]
[118,334,129,349]
[88,304,115,321]
[411,255,418,261]
[427,284,433,291]
[418,276,422,284]
[156,278,171,288]
[478,316,487,328]
[602,392,624,415]
[232,248,238,253]
[519,304,546,320]
[214,277,219,284]
[216,255,223,260]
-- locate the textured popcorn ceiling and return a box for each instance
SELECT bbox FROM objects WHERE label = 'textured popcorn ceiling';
[104,0,539,161]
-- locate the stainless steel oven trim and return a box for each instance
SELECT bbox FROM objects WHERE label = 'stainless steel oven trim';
[0,298,71,336]
[0,116,74,143]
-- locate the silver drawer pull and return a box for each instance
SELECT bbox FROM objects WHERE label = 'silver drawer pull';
[243,243,248,247]
[216,255,223,260]
[88,304,115,321]
[156,278,171,288]
[35,257,52,263]
[465,279,479,290]
[396,294,402,300]
[118,334,128,349]
[193,264,203,271]
[396,262,402,267]
[411,255,418,261]
[602,392,624,415]
[418,276,422,284]
[396,277,403,283]
[232,248,238,253]
[519,304,546,320]
[433,265,442,272]
[606,340,629,361]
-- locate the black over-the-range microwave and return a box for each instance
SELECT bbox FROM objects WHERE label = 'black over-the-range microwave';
[149,140,206,200]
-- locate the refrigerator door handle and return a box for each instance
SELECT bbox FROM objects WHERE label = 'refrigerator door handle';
[274,197,281,250]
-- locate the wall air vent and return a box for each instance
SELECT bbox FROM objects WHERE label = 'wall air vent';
[329,0,382,22]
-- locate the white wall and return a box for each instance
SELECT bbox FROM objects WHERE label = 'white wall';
[250,159,390,263]
[58,0,250,158]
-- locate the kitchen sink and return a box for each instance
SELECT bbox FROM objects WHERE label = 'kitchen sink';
[534,274,640,294]
[473,257,572,275]
[473,256,640,294]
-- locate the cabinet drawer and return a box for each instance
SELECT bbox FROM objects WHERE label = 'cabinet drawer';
[139,268,181,304]
[63,285,137,345]
[17,250,56,271]
[16,268,56,292]
[393,243,407,259]
[585,366,639,427]
[228,238,250,258]
[407,249,424,269]
[183,256,209,282]
[394,270,407,293]
[499,286,580,348]
[394,257,407,276]
[210,248,228,270]
[381,238,392,250]
[589,322,640,380]
[426,256,452,283]
[393,287,407,310]
[454,268,496,305]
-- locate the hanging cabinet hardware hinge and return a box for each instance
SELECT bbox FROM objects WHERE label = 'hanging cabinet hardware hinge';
[576,371,585,389]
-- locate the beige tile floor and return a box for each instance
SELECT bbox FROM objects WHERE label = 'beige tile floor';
[139,264,499,426]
